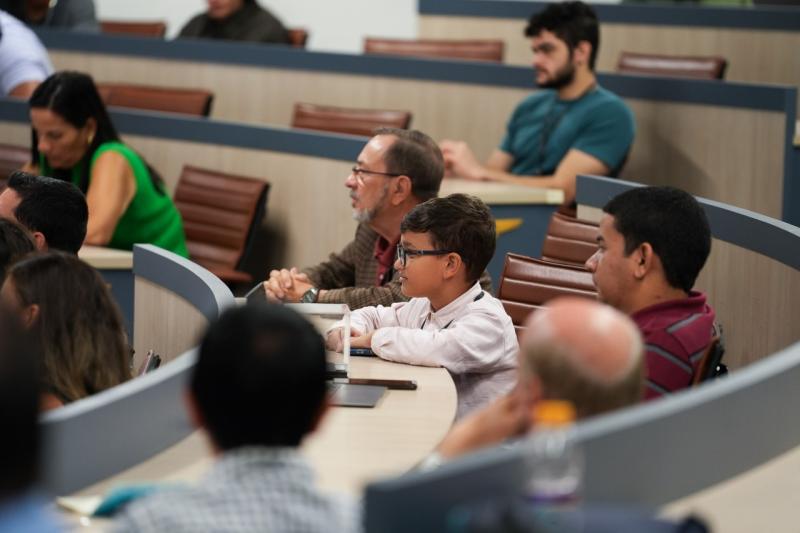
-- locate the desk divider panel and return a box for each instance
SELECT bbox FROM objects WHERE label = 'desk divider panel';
[41,37,797,224]
[39,245,235,495]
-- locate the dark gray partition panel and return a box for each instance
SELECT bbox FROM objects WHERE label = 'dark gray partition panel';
[419,0,800,30]
[364,176,800,529]
[39,245,235,495]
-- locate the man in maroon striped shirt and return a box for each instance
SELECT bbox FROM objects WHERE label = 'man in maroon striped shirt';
[585,186,716,399]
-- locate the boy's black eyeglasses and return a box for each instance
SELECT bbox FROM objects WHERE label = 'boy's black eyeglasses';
[395,245,451,267]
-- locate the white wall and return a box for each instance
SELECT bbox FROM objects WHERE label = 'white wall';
[95,0,418,53]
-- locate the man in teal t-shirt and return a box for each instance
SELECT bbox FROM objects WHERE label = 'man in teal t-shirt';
[441,1,635,205]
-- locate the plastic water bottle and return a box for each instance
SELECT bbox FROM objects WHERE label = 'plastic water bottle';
[525,400,583,505]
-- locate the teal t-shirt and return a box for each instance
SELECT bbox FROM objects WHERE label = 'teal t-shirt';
[499,86,635,176]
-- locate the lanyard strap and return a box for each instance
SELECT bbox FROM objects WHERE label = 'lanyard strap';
[420,291,484,330]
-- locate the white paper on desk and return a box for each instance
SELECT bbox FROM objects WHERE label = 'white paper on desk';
[56,495,102,516]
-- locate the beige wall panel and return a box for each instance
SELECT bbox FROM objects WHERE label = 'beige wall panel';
[695,239,800,370]
[420,15,800,98]
[50,51,526,159]
[133,277,207,366]
[46,51,788,218]
[621,101,785,219]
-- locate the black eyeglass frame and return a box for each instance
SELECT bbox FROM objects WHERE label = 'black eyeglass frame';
[351,166,403,178]
[395,244,453,267]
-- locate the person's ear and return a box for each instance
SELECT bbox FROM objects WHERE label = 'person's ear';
[441,252,463,280]
[573,41,592,68]
[20,303,39,329]
[184,390,207,433]
[633,242,654,279]
[390,175,412,205]
[85,117,98,145]
[307,395,331,435]
[31,231,47,251]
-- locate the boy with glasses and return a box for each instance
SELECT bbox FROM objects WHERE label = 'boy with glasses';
[327,194,518,418]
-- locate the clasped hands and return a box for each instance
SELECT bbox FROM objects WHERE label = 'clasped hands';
[263,267,315,302]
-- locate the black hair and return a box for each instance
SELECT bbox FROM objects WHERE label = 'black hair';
[0,218,35,280]
[373,127,444,202]
[7,171,87,254]
[603,186,711,293]
[0,307,40,499]
[28,71,166,195]
[525,1,600,71]
[192,304,328,450]
[400,193,495,283]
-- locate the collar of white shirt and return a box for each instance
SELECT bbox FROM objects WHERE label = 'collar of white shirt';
[418,281,484,329]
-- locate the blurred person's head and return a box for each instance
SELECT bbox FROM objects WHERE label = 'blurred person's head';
[207,0,248,20]
[0,305,40,500]
[0,218,35,280]
[0,171,87,253]
[189,304,328,451]
[519,297,644,419]
[525,1,599,87]
[585,186,711,315]
[345,128,443,227]
[1,252,130,406]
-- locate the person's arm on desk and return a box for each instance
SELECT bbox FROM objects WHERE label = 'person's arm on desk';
[440,141,609,205]
[83,152,136,246]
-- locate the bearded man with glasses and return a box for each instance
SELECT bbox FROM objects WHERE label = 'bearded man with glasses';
[261,128,492,310]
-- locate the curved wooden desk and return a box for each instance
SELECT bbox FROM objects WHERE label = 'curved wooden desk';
[63,358,456,528]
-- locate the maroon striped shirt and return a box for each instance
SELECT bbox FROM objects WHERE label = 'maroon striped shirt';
[632,291,716,400]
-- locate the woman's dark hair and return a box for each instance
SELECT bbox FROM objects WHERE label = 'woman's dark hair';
[6,252,131,404]
[28,71,166,194]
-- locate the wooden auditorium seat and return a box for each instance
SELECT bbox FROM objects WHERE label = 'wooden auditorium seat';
[100,20,167,38]
[173,165,269,286]
[96,83,214,117]
[0,143,29,186]
[287,28,309,48]
[617,52,728,80]
[291,102,412,137]
[364,38,504,63]
[497,253,597,338]
[541,212,599,267]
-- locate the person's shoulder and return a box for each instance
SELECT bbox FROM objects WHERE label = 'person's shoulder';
[587,86,633,115]
[115,486,200,532]
[178,13,207,37]
[514,90,554,112]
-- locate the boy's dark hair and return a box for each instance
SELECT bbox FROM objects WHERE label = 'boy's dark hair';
[373,127,444,202]
[191,304,328,450]
[401,193,495,283]
[0,309,40,500]
[603,186,711,293]
[525,1,600,71]
[0,218,35,280]
[7,171,88,254]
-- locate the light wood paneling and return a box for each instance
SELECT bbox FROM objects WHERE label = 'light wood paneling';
[133,277,207,366]
[45,51,790,219]
[420,15,800,96]
[696,239,800,370]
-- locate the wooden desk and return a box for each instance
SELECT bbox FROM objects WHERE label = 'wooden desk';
[441,178,564,282]
[78,245,133,270]
[63,357,456,529]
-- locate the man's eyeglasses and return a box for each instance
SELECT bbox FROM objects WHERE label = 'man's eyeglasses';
[395,244,451,268]
[351,166,402,186]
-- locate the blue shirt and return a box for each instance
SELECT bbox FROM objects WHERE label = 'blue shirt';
[0,492,62,533]
[499,86,635,177]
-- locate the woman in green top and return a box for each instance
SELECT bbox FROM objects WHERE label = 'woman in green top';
[24,71,189,257]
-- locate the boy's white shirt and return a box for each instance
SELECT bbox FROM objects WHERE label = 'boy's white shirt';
[329,282,519,418]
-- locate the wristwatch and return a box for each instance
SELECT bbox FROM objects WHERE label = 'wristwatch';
[301,287,320,303]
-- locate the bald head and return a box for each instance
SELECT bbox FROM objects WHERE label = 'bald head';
[520,297,644,418]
